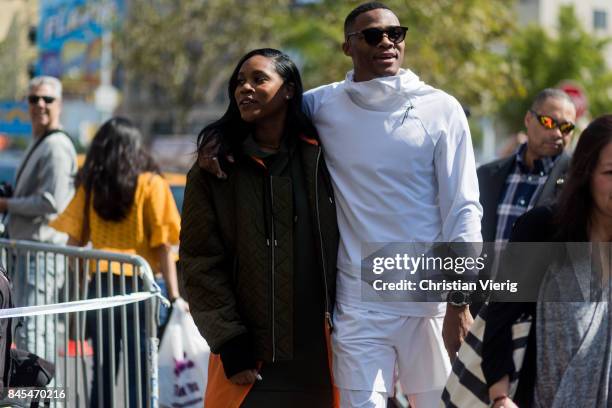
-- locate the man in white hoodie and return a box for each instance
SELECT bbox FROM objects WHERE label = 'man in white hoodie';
[300,3,481,407]
[200,2,482,406]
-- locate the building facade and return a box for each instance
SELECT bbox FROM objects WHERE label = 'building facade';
[0,0,38,101]
[517,0,612,67]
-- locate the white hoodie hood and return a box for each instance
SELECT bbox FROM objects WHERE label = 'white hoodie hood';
[343,68,435,112]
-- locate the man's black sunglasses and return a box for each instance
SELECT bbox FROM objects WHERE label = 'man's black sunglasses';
[27,95,56,104]
[346,26,408,46]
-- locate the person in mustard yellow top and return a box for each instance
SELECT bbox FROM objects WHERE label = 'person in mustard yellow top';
[51,117,182,408]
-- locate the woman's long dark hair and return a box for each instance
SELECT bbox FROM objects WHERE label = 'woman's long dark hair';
[196,48,318,159]
[554,114,612,241]
[77,117,160,221]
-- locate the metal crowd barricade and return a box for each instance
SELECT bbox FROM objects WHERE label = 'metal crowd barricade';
[0,238,163,408]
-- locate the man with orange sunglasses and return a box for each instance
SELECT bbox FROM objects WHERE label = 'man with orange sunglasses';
[478,88,577,244]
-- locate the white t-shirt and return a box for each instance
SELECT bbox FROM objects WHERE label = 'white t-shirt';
[303,69,482,316]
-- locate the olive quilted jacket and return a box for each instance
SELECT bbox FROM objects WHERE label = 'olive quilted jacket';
[179,137,338,362]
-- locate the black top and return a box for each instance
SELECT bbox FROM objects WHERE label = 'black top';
[482,206,557,407]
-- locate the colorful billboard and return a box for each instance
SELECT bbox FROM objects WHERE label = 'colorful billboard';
[0,102,32,138]
[37,0,124,96]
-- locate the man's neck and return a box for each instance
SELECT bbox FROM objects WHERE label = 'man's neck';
[522,147,540,171]
[352,70,401,83]
[32,129,46,140]
[32,125,56,139]
[353,72,374,82]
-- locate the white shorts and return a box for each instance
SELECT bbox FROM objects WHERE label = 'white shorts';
[332,302,451,394]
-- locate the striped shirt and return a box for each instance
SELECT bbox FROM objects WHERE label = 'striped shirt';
[495,143,558,242]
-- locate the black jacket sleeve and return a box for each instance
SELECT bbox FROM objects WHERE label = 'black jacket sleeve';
[179,165,248,353]
[481,302,534,386]
[217,333,257,378]
[482,206,554,392]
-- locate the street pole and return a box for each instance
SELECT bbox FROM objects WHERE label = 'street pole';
[481,115,496,163]
[94,30,118,123]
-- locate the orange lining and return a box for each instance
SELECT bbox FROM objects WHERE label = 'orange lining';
[203,319,339,407]
[325,319,341,408]
[203,354,254,408]
[249,155,267,169]
[299,134,319,146]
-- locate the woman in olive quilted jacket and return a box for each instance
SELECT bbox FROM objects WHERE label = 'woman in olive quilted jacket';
[180,48,339,408]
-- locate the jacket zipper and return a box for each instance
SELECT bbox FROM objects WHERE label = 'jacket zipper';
[314,148,333,331]
[401,100,414,124]
[268,176,277,361]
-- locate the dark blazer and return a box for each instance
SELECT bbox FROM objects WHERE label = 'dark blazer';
[476,152,571,242]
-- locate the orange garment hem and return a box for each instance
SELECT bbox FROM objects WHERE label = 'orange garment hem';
[203,319,339,407]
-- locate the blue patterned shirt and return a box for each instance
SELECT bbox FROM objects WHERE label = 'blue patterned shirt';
[495,143,558,242]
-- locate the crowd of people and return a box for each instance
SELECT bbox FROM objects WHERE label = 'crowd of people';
[0,75,184,406]
[0,1,610,407]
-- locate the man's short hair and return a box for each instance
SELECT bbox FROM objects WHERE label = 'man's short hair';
[28,76,62,100]
[531,88,574,111]
[344,2,392,36]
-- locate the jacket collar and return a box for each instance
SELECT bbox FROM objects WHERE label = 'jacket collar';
[243,134,318,170]
[514,143,558,176]
[343,68,433,112]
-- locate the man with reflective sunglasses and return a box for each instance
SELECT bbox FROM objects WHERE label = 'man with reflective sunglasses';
[0,76,76,362]
[199,2,482,406]
[478,88,576,244]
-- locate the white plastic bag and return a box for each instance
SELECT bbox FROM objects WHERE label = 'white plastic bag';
[159,298,210,408]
